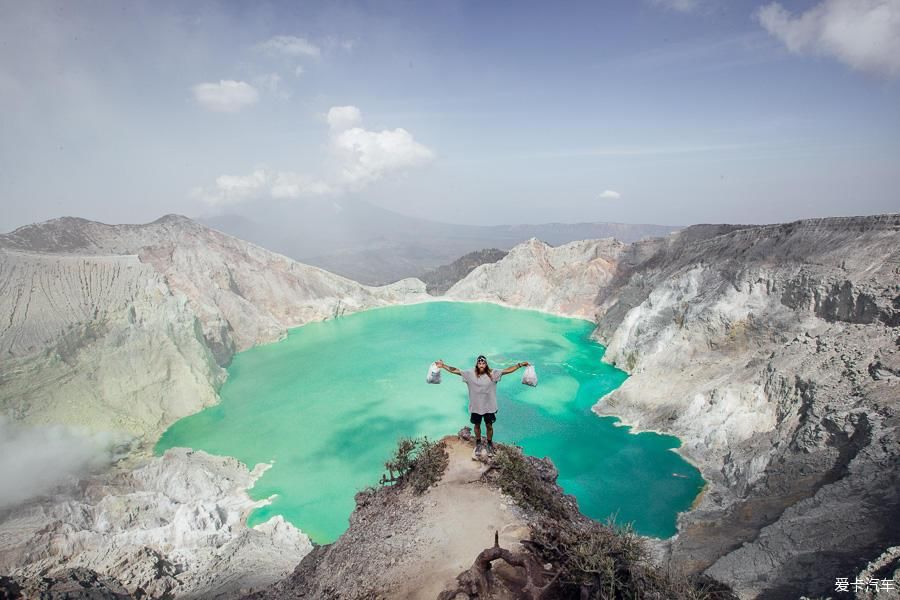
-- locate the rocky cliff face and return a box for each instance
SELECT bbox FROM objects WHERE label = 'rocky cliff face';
[445,238,625,320]
[447,215,899,598]
[420,248,508,294]
[0,214,428,441]
[0,215,428,599]
[0,448,312,599]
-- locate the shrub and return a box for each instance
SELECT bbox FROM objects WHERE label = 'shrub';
[493,445,568,518]
[379,436,449,494]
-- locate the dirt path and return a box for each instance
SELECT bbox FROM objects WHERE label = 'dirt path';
[392,437,531,599]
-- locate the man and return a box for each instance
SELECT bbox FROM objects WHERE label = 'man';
[435,355,530,458]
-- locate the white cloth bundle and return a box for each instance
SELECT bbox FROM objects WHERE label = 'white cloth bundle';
[521,365,538,387]
[426,362,442,384]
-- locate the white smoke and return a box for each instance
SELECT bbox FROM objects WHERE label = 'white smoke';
[0,415,133,510]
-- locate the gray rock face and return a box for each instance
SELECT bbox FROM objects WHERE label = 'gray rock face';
[0,214,428,441]
[0,449,313,599]
[420,248,508,295]
[448,214,900,599]
[0,215,427,598]
[445,238,625,320]
[1,567,132,599]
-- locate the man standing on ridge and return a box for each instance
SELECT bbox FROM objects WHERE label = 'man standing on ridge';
[434,355,529,459]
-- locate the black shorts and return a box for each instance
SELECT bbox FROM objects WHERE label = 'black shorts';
[470,412,497,426]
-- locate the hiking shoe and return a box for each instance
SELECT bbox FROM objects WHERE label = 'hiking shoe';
[473,441,484,459]
[486,441,496,456]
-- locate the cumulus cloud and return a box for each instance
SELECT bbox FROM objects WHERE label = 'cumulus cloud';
[332,124,435,187]
[326,105,363,131]
[758,0,900,77]
[598,190,622,200]
[192,80,259,113]
[193,106,434,207]
[257,35,321,58]
[0,416,132,510]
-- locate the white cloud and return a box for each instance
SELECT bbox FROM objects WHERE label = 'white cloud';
[257,35,321,58]
[0,416,132,510]
[193,106,434,207]
[758,0,900,77]
[294,65,305,77]
[332,124,435,187]
[192,80,259,113]
[326,105,362,130]
[598,190,622,200]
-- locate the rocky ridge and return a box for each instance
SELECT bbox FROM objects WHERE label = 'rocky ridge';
[445,238,625,320]
[446,215,899,598]
[0,214,428,441]
[2,213,898,599]
[420,248,508,295]
[0,448,312,599]
[0,215,428,598]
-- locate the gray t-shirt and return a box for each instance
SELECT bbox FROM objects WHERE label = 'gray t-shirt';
[461,368,503,414]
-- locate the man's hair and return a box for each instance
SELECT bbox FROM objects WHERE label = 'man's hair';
[475,355,491,376]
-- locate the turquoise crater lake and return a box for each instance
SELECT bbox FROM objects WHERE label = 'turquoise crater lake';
[157,302,703,543]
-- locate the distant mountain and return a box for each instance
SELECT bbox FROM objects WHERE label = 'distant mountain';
[198,199,679,285]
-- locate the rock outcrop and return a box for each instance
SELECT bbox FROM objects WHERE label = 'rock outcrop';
[247,437,533,600]
[590,216,900,598]
[0,448,312,599]
[420,248,508,295]
[445,238,625,320]
[249,434,738,600]
[0,215,428,598]
[0,215,428,441]
[3,212,898,599]
[446,215,900,598]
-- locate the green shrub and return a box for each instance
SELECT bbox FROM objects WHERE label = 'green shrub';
[493,445,568,518]
[379,437,449,494]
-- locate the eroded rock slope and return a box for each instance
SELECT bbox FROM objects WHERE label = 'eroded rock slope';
[0,214,427,440]
[445,238,625,320]
[591,216,900,598]
[0,215,428,598]
[446,215,899,598]
[0,448,313,599]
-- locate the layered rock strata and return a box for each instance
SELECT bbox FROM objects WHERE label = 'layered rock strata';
[0,448,312,599]
[445,215,899,598]
[0,215,427,598]
[0,214,428,441]
[445,238,625,320]
[590,216,900,598]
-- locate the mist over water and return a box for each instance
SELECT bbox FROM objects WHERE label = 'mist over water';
[157,302,703,543]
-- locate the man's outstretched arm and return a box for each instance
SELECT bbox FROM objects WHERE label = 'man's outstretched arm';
[435,360,463,376]
[501,361,529,375]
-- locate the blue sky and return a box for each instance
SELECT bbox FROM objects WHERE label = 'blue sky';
[1,0,898,230]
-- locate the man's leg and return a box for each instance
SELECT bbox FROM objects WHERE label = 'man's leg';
[473,422,481,442]
[471,414,485,459]
[485,413,497,455]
